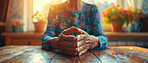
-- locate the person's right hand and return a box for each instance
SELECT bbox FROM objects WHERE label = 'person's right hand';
[50,27,78,55]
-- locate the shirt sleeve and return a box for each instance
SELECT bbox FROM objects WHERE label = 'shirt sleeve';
[41,5,56,50]
[90,5,108,50]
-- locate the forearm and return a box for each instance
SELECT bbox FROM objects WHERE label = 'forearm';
[41,35,55,50]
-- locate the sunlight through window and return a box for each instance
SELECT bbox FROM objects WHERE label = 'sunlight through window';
[33,0,51,13]
[33,0,117,31]
[33,0,116,13]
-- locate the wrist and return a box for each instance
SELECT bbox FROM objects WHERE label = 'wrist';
[92,36,100,47]
[50,37,58,49]
[88,35,99,48]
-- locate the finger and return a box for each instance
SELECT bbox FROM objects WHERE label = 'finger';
[59,34,76,41]
[85,40,91,44]
[64,35,76,41]
[85,40,93,49]
[63,26,75,35]
[56,44,78,52]
[63,50,77,56]
[76,35,83,41]
[77,44,89,52]
[74,27,88,35]
[76,40,86,48]
[58,41,77,48]
[74,27,82,35]
[78,47,88,56]
[76,34,88,41]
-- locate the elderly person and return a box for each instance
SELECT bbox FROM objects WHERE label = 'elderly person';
[41,0,108,56]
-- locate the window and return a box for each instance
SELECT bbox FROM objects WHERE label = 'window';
[83,0,117,32]
[24,0,118,32]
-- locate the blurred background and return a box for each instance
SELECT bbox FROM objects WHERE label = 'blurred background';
[0,0,148,48]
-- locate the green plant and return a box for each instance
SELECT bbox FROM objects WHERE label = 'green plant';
[101,4,126,26]
[32,11,48,22]
[127,7,144,21]
[101,4,144,26]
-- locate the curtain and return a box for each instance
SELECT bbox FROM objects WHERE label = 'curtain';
[23,0,34,32]
[8,0,24,32]
[142,0,148,14]
[127,0,144,9]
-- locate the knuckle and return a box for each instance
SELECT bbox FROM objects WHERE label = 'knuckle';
[75,48,78,52]
[82,45,85,49]
[63,30,66,32]
[64,35,67,38]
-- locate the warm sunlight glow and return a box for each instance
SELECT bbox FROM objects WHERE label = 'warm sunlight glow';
[33,0,51,13]
[33,0,66,13]
[53,0,58,2]
[30,53,44,63]
[33,0,117,14]
[82,0,116,4]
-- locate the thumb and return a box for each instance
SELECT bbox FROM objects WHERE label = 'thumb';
[63,26,75,35]
[74,27,88,35]
[74,27,82,35]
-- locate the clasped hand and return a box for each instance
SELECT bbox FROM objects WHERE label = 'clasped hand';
[50,27,99,56]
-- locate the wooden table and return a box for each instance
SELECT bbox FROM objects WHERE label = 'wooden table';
[2,32,148,46]
[0,46,148,63]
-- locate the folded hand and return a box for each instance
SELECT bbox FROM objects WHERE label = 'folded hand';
[50,26,99,56]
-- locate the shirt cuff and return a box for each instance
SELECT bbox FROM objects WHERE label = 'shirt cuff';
[89,36,108,50]
[42,36,55,50]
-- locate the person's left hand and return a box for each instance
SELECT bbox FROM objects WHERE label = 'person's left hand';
[75,34,99,56]
[85,35,99,49]
[76,34,89,56]
[74,28,99,56]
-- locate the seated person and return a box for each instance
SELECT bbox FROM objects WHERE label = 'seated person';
[41,0,108,56]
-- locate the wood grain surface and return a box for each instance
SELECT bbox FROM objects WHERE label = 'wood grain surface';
[0,46,148,63]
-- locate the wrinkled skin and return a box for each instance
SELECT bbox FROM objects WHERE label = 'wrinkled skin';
[50,27,99,56]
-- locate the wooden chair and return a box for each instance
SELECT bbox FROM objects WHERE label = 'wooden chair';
[0,0,12,46]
